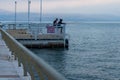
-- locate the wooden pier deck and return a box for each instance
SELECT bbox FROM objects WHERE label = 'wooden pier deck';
[0,33,30,80]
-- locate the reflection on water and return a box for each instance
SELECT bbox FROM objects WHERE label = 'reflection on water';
[31,23,120,80]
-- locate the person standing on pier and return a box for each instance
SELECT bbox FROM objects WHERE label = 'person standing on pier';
[58,19,65,26]
[57,19,66,34]
[53,18,58,26]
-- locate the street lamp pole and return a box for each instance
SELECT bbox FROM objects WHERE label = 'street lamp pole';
[28,0,31,28]
[40,0,42,22]
[15,1,17,29]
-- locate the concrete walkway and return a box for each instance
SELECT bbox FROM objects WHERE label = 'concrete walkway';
[0,33,31,80]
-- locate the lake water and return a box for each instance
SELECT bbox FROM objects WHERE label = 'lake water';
[31,22,120,80]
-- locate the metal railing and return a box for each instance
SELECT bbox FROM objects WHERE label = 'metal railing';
[0,28,67,80]
[2,23,65,33]
[2,23,66,39]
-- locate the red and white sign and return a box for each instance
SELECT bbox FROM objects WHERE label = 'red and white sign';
[47,26,55,33]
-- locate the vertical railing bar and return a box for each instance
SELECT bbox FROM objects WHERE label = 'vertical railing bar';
[28,64,35,80]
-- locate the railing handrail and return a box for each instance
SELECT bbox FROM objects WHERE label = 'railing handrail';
[0,28,67,80]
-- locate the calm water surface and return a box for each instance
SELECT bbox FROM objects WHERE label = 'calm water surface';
[31,22,120,80]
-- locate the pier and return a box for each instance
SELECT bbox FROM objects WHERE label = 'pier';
[2,22,69,48]
[0,28,67,80]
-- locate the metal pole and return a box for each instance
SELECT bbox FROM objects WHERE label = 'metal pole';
[40,0,42,22]
[39,0,42,35]
[64,24,66,48]
[28,0,31,29]
[15,1,17,29]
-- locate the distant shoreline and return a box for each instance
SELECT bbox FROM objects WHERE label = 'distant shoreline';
[65,21,120,24]
[1,20,120,24]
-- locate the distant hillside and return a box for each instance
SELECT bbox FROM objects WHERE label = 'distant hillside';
[0,9,12,14]
[1,10,120,21]
[0,9,13,21]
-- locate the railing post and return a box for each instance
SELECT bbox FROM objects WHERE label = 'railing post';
[29,65,35,80]
[63,24,66,48]
[23,64,28,76]
[18,58,22,67]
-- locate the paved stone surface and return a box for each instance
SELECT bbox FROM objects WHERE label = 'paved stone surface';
[0,32,31,80]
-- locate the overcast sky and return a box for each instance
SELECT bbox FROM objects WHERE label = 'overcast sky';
[0,0,120,15]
